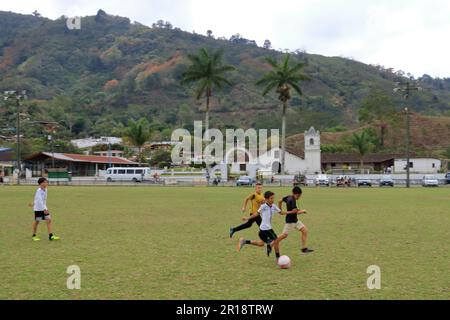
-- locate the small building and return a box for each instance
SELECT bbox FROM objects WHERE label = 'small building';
[0,147,14,176]
[71,137,123,149]
[394,158,441,174]
[24,152,138,177]
[94,150,125,157]
[321,154,399,173]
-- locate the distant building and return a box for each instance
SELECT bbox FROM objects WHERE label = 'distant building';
[322,154,441,174]
[94,150,125,157]
[150,141,178,152]
[0,147,14,176]
[231,127,322,175]
[71,137,123,149]
[24,152,138,177]
[394,158,441,174]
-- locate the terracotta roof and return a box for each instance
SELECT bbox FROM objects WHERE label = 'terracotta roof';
[321,153,403,164]
[26,152,138,165]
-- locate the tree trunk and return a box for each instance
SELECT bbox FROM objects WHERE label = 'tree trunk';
[360,158,364,174]
[205,93,210,139]
[281,101,287,175]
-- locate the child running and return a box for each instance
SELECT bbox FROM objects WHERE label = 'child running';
[30,178,61,241]
[229,183,265,238]
[277,187,314,254]
[237,191,296,261]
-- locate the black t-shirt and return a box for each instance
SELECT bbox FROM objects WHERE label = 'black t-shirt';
[283,196,298,223]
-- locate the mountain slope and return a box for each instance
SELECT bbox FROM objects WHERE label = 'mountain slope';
[0,10,449,141]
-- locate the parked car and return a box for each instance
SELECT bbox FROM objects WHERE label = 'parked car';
[445,172,450,185]
[315,174,330,187]
[379,175,394,187]
[236,176,254,187]
[422,175,439,187]
[358,177,372,187]
[293,174,307,187]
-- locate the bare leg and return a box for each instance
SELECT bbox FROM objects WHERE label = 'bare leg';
[46,219,53,235]
[300,227,308,249]
[32,221,39,234]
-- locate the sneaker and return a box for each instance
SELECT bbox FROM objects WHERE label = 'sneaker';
[266,244,272,257]
[237,238,246,252]
[49,235,61,241]
[301,248,314,254]
[32,236,41,241]
[229,228,234,239]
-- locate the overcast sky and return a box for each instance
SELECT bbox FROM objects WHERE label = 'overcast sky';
[2,0,449,78]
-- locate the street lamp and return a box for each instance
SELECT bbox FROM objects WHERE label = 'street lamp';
[393,82,422,188]
[3,90,27,185]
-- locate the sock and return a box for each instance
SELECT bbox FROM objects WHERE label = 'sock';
[245,240,251,245]
[276,252,280,259]
[32,234,36,237]
[49,233,53,239]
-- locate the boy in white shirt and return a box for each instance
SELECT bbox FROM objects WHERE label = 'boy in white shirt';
[30,178,60,241]
[237,191,298,261]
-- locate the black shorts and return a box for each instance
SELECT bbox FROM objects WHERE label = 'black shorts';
[34,211,51,221]
[249,215,262,226]
[259,229,277,244]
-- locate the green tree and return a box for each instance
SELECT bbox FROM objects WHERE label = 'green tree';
[150,149,172,169]
[181,48,235,136]
[123,118,152,163]
[349,131,373,173]
[256,53,310,174]
[359,90,398,148]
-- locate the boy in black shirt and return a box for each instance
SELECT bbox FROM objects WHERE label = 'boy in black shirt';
[277,187,314,254]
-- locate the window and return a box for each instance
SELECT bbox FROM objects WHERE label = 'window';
[113,170,117,174]
[240,164,246,171]
[126,169,134,174]
[432,163,435,169]
[118,170,125,174]
[409,162,414,168]
[274,150,280,159]
[310,138,314,146]
[136,169,143,174]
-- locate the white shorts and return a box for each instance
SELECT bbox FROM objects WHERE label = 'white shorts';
[282,221,305,235]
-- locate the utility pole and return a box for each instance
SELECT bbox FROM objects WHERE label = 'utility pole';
[3,90,27,185]
[393,82,422,188]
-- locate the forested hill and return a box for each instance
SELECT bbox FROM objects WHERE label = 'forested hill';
[1,9,449,140]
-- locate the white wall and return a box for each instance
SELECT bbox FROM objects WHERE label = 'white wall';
[394,158,441,174]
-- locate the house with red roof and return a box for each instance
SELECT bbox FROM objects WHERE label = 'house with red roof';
[24,152,139,177]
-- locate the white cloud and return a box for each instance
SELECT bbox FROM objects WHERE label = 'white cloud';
[1,0,449,77]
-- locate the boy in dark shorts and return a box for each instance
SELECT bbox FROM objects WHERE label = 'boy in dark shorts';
[229,183,265,238]
[29,178,60,241]
[277,187,313,254]
[237,191,295,261]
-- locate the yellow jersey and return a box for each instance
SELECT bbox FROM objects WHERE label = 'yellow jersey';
[247,192,265,214]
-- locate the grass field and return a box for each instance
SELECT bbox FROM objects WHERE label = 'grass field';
[0,185,449,300]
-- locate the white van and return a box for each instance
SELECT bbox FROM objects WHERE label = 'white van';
[105,167,152,182]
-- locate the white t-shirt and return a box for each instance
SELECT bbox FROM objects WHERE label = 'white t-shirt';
[34,188,48,211]
[258,203,281,231]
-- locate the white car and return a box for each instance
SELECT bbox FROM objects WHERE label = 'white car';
[422,175,439,187]
[315,174,330,186]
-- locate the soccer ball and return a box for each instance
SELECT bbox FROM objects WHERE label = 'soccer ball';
[278,255,291,269]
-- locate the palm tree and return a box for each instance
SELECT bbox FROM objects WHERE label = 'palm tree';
[256,53,310,174]
[181,48,235,137]
[350,131,372,173]
[124,118,151,164]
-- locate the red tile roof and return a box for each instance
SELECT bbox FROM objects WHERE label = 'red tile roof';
[25,152,138,165]
[61,153,136,164]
